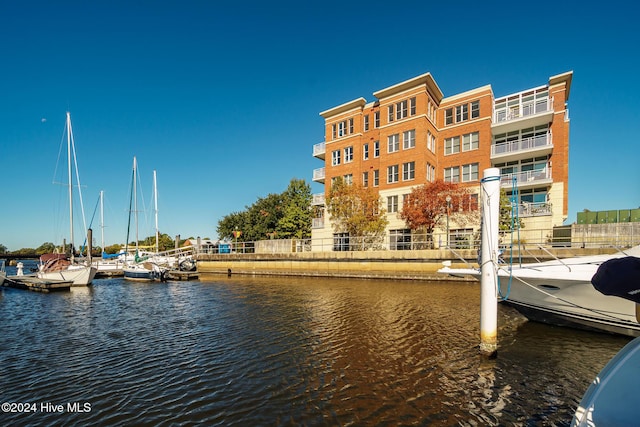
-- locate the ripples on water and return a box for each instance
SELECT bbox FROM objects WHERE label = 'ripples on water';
[0,272,630,426]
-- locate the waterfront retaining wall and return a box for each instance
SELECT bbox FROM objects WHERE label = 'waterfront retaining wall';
[196,247,619,281]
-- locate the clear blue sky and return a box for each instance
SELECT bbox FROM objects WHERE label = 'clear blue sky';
[1,1,638,251]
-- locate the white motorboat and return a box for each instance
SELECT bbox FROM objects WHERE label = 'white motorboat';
[439,245,640,337]
[572,256,640,425]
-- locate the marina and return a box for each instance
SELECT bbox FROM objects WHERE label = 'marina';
[0,266,631,425]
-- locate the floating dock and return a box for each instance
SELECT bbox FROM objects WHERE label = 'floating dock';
[3,275,72,292]
[167,270,200,281]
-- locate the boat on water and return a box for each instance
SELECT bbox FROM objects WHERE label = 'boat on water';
[572,256,640,425]
[38,253,97,286]
[439,245,640,337]
[37,112,97,286]
[122,158,169,282]
[0,260,6,286]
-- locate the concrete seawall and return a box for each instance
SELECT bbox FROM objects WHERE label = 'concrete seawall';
[196,247,619,281]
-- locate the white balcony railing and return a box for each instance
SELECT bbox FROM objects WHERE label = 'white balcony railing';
[500,167,551,186]
[492,132,552,156]
[313,142,326,158]
[494,97,553,123]
[313,167,325,182]
[312,193,325,205]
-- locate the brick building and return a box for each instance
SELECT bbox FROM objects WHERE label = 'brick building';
[312,71,572,250]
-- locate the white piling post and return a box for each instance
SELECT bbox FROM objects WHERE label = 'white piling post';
[480,167,501,357]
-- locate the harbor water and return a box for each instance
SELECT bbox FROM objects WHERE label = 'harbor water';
[0,266,630,426]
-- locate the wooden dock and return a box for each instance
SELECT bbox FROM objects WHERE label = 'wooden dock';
[3,275,72,292]
[167,270,200,281]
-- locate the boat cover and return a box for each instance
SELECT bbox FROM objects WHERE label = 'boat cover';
[591,256,640,303]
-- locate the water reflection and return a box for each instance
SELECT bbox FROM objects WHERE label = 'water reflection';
[0,275,629,426]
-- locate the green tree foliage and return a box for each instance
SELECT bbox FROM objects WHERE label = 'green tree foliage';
[35,242,56,255]
[499,188,525,231]
[0,243,7,254]
[326,177,388,249]
[104,243,124,254]
[217,179,312,241]
[276,178,312,239]
[139,232,176,251]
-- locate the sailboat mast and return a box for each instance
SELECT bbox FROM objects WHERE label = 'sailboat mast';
[67,112,74,259]
[134,157,139,252]
[100,190,105,251]
[154,170,159,254]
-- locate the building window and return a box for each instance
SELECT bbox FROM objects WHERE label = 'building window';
[444,136,461,155]
[426,163,435,182]
[363,171,369,187]
[390,229,412,250]
[387,165,399,183]
[332,124,336,139]
[396,100,407,120]
[410,97,416,116]
[338,121,346,137]
[403,129,416,149]
[471,101,480,119]
[462,132,479,151]
[427,131,436,153]
[387,195,399,213]
[373,169,379,186]
[331,150,341,166]
[462,163,479,182]
[364,115,370,131]
[403,161,415,181]
[456,104,469,122]
[445,108,453,125]
[388,134,400,153]
[344,174,353,185]
[374,111,380,128]
[444,166,460,183]
[388,105,394,122]
[363,143,369,160]
[333,232,350,252]
[349,118,354,134]
[344,146,353,163]
[374,141,380,157]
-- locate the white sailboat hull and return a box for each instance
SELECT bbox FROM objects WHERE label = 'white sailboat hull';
[37,265,98,286]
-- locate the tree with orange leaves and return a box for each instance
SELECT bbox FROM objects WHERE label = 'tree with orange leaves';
[326,177,388,250]
[399,180,478,248]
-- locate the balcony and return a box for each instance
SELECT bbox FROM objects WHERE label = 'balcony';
[518,202,552,217]
[313,167,325,183]
[312,218,325,229]
[312,193,325,206]
[493,94,554,133]
[491,132,553,162]
[500,167,552,189]
[313,142,326,160]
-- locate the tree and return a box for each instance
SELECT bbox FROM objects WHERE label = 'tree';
[216,179,313,241]
[35,242,56,255]
[0,243,7,254]
[326,177,388,250]
[276,178,312,239]
[499,188,525,231]
[399,180,476,248]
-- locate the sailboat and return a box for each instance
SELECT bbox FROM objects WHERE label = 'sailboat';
[37,112,97,286]
[123,158,168,282]
[91,190,128,277]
